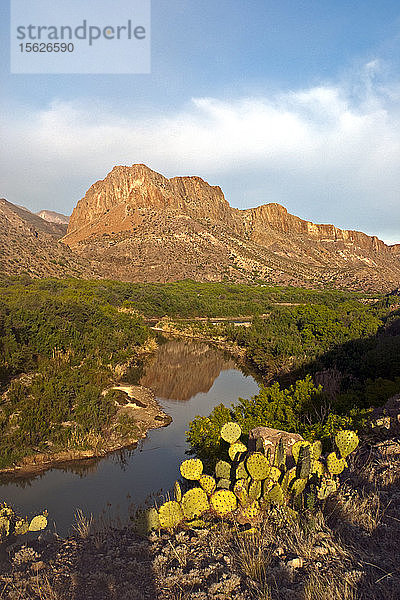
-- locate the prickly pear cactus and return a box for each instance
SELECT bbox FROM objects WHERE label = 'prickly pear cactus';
[186,518,206,529]
[311,460,325,478]
[290,478,307,497]
[335,430,359,458]
[269,466,282,482]
[215,460,232,480]
[158,501,184,529]
[133,508,160,535]
[14,519,29,536]
[174,481,182,502]
[0,517,10,538]
[246,453,270,480]
[228,441,247,462]
[221,422,242,444]
[273,437,286,469]
[248,480,262,500]
[282,467,296,494]
[28,514,48,532]
[235,460,247,480]
[238,500,261,523]
[233,480,249,505]
[217,478,231,489]
[180,458,203,481]
[327,452,346,475]
[265,483,284,506]
[181,488,210,519]
[311,440,322,461]
[292,440,311,463]
[210,490,237,516]
[199,474,216,496]
[296,445,311,480]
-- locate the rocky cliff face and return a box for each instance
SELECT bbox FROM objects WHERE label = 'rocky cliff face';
[61,164,400,292]
[0,198,99,279]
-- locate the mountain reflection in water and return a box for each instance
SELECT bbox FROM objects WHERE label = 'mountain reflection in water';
[140,340,236,401]
[0,339,259,535]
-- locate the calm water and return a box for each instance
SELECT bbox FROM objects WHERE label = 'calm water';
[0,340,259,535]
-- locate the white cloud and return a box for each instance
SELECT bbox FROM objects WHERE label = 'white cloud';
[1,64,400,238]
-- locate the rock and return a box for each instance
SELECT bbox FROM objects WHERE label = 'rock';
[370,395,400,435]
[248,426,304,465]
[287,557,304,569]
[313,545,329,556]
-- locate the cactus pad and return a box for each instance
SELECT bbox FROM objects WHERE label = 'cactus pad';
[266,483,284,506]
[269,466,282,482]
[199,474,216,496]
[133,508,160,535]
[311,440,322,460]
[296,445,311,480]
[236,460,248,480]
[215,460,232,479]
[210,490,237,516]
[282,467,296,493]
[228,441,247,461]
[335,430,359,458]
[186,518,206,528]
[180,458,203,480]
[246,453,270,480]
[174,481,182,502]
[220,422,242,444]
[217,478,231,489]
[181,488,210,519]
[290,478,306,497]
[311,460,325,478]
[327,452,346,475]
[233,480,249,504]
[292,440,311,463]
[28,515,48,532]
[249,480,262,500]
[273,437,286,468]
[158,501,184,529]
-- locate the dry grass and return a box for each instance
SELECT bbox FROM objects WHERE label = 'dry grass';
[2,440,399,600]
[71,509,94,539]
[303,570,357,600]
[0,574,65,600]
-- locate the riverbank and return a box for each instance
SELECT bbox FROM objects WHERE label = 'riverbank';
[0,385,171,480]
[2,436,399,600]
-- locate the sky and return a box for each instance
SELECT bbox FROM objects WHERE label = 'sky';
[1,0,400,243]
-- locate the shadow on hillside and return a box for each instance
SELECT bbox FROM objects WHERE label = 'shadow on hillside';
[272,307,400,402]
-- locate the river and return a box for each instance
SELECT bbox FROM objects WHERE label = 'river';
[0,340,259,535]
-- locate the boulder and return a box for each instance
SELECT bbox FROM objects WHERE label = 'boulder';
[248,426,304,466]
[370,394,400,435]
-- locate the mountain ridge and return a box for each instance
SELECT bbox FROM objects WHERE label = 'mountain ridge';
[2,163,399,291]
[61,164,400,291]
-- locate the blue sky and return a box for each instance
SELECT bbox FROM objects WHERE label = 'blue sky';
[1,0,400,242]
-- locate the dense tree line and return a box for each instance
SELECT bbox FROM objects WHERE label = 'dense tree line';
[188,296,400,463]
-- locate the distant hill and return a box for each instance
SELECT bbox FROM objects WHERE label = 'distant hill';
[60,164,400,292]
[0,198,99,279]
[37,209,69,225]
